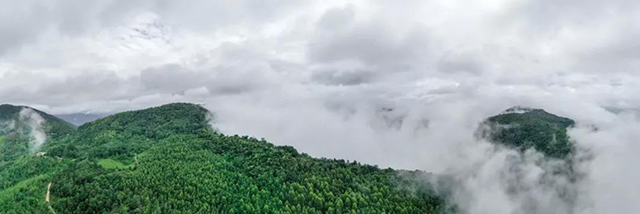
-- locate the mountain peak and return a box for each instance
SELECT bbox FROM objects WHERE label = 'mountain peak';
[493,106,574,128]
[501,106,535,114]
[481,106,575,159]
[0,104,25,120]
[76,102,212,141]
[0,104,75,127]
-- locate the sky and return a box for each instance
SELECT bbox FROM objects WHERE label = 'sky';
[1,1,640,213]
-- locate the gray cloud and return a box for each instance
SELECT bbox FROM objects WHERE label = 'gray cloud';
[140,63,204,94]
[311,68,374,86]
[309,6,431,69]
[437,52,485,74]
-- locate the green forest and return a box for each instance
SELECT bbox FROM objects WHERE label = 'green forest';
[481,107,576,159]
[0,103,576,213]
[0,103,451,213]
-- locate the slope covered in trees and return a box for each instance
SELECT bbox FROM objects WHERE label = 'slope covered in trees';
[0,103,580,213]
[0,104,75,160]
[0,104,75,138]
[0,105,76,213]
[1,103,450,213]
[479,106,576,159]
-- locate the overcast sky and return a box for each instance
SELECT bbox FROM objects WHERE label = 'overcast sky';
[2,1,640,213]
[1,0,638,114]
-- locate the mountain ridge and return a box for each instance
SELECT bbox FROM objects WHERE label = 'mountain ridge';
[0,104,75,161]
[2,103,451,213]
[0,103,576,213]
[0,104,75,130]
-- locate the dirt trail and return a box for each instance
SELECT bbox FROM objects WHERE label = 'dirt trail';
[46,182,56,214]
[45,182,51,202]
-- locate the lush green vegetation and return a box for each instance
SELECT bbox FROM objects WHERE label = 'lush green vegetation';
[1,103,451,213]
[0,103,582,213]
[0,104,77,212]
[481,107,575,159]
[0,104,75,139]
[0,155,71,213]
[98,158,134,170]
[0,104,75,162]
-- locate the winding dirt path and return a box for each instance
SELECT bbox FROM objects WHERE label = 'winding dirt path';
[46,182,56,214]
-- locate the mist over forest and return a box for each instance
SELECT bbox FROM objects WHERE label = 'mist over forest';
[1,1,640,213]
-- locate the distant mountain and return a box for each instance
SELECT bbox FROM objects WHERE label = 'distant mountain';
[479,107,581,213]
[55,113,109,126]
[0,104,75,160]
[479,106,575,159]
[0,104,75,133]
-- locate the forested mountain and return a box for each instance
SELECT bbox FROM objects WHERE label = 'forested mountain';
[0,105,76,213]
[0,104,75,137]
[0,104,75,160]
[478,106,576,159]
[0,103,579,213]
[1,103,450,213]
[477,107,581,212]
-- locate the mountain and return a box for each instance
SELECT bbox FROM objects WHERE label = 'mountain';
[0,104,75,136]
[479,106,575,159]
[55,113,109,126]
[0,103,580,213]
[0,104,75,160]
[478,107,581,212]
[0,104,76,213]
[1,103,450,213]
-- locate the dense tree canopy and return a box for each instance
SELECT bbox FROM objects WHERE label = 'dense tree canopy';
[1,103,451,213]
[0,104,75,162]
[0,103,582,213]
[481,107,576,159]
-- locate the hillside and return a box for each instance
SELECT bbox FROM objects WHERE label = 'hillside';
[0,105,76,213]
[0,104,580,213]
[479,106,575,159]
[0,104,75,161]
[1,103,450,213]
[0,104,75,136]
